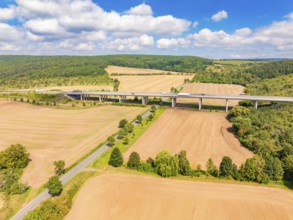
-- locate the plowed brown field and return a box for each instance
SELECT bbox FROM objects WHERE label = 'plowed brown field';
[124,109,253,168]
[66,174,293,220]
[0,101,145,187]
[178,83,244,106]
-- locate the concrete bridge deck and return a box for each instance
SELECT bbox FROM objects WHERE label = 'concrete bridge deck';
[63,91,293,112]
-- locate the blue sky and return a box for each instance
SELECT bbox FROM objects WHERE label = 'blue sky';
[0,0,293,58]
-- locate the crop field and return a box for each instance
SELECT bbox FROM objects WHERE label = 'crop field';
[66,174,293,220]
[111,75,193,92]
[105,65,189,75]
[124,109,253,168]
[0,101,145,188]
[177,83,245,106]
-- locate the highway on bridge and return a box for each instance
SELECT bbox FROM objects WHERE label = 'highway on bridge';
[64,91,293,111]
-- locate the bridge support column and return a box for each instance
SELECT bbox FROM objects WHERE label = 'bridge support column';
[80,95,83,101]
[225,99,229,112]
[198,98,202,111]
[253,100,258,109]
[119,96,123,103]
[142,96,148,105]
[172,98,177,108]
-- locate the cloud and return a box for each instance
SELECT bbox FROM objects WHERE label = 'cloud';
[127,3,152,16]
[0,5,16,20]
[157,38,190,49]
[211,10,228,22]
[13,1,189,37]
[192,21,199,28]
[102,34,154,51]
[0,23,22,41]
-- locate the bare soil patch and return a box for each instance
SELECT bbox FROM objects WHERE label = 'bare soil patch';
[66,174,293,220]
[178,83,245,106]
[125,109,253,168]
[106,65,189,75]
[0,101,145,187]
[111,75,193,92]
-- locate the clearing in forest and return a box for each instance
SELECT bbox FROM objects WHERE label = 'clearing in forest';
[0,101,145,188]
[124,109,253,168]
[178,83,245,106]
[66,174,293,220]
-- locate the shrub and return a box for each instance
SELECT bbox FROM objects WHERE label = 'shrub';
[107,136,115,146]
[119,119,128,128]
[47,176,63,196]
[127,152,140,169]
[0,144,30,169]
[219,156,233,177]
[177,150,191,176]
[154,151,179,177]
[108,147,123,167]
[54,160,65,176]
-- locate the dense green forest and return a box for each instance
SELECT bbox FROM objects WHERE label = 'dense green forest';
[0,55,211,89]
[245,74,293,96]
[193,60,293,86]
[228,72,293,185]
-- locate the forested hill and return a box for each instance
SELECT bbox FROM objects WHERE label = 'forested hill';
[247,60,293,79]
[193,59,293,86]
[0,55,212,89]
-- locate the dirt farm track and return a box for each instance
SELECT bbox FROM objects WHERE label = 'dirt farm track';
[66,174,293,220]
[125,108,253,168]
[0,101,145,188]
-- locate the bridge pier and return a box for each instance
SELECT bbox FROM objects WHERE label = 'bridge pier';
[225,99,229,112]
[142,96,148,105]
[172,98,177,108]
[119,96,127,103]
[198,98,202,111]
[253,100,258,109]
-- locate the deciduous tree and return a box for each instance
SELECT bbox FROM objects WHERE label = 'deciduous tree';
[109,147,123,167]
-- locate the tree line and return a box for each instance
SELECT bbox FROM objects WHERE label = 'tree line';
[108,148,286,184]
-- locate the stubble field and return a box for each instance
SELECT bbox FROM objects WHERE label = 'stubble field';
[111,75,193,92]
[105,65,188,75]
[124,109,253,168]
[66,174,293,220]
[0,101,145,187]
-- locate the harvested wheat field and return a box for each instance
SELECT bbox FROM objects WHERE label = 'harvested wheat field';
[111,75,193,92]
[178,83,244,106]
[124,109,253,168]
[66,174,293,220]
[105,65,188,75]
[0,101,145,187]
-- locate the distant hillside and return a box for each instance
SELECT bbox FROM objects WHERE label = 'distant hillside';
[193,60,293,86]
[245,74,293,97]
[0,55,212,89]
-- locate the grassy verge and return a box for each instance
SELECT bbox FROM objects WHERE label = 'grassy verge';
[91,107,165,169]
[23,171,96,220]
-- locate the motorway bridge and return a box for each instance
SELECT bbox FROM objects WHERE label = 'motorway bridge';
[64,91,293,112]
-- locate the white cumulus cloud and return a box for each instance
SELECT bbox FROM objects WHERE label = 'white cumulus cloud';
[127,3,152,16]
[102,35,154,51]
[211,10,228,22]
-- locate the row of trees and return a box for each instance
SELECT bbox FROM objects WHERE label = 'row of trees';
[108,148,287,184]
